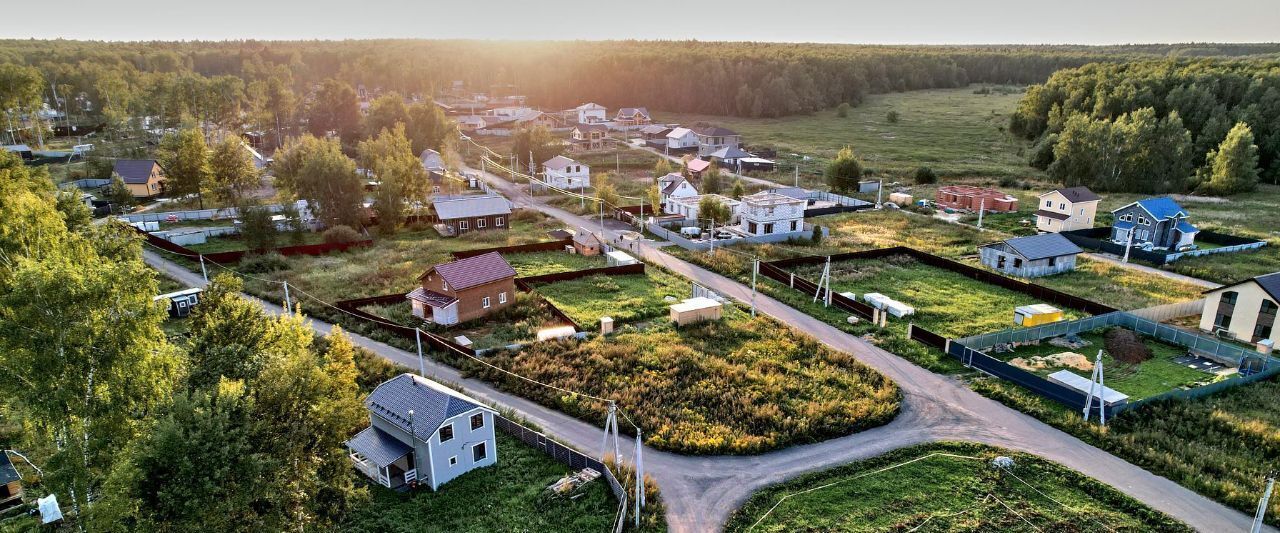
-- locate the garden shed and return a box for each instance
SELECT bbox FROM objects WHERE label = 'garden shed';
[980,233,1082,278]
[670,297,722,326]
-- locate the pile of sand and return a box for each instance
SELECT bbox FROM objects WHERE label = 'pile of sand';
[1010,351,1094,372]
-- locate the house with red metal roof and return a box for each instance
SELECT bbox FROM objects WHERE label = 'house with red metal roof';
[407,252,517,325]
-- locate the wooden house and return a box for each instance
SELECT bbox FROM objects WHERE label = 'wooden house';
[113,159,166,199]
[407,252,517,325]
[614,107,652,126]
[430,195,512,237]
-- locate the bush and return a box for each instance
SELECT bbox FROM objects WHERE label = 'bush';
[240,206,279,250]
[886,110,900,123]
[913,166,937,184]
[836,102,851,118]
[811,225,823,244]
[511,208,542,223]
[322,225,361,244]
[239,253,289,274]
[1103,328,1153,364]
[998,176,1019,188]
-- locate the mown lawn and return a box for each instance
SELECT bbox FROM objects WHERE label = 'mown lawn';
[992,329,1218,400]
[506,251,606,276]
[790,254,1087,339]
[531,269,687,327]
[725,442,1189,533]
[342,432,626,533]
[657,85,1038,187]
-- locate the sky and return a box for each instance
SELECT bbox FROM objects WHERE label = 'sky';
[5,0,1279,44]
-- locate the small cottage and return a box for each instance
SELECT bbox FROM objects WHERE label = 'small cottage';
[665,127,699,151]
[690,123,741,157]
[574,102,608,124]
[685,158,711,178]
[1110,197,1198,250]
[542,155,591,190]
[420,149,446,173]
[430,195,511,237]
[979,233,1082,278]
[666,194,741,224]
[573,227,602,256]
[347,373,498,491]
[1036,186,1101,233]
[614,107,652,126]
[569,124,615,152]
[1200,271,1280,349]
[113,159,166,199]
[153,288,203,318]
[658,173,698,206]
[408,252,517,325]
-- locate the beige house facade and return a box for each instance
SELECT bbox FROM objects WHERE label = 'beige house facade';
[1199,272,1280,347]
[1036,187,1101,233]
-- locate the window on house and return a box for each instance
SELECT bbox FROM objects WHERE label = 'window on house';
[791,220,799,231]
[1137,216,1147,225]
[496,217,505,227]
[477,218,486,229]
[1059,203,1066,210]
[499,292,507,304]
[1215,291,1238,330]
[1079,208,1086,215]
[472,442,488,462]
[1048,256,1057,267]
[764,223,774,234]
[459,220,469,230]
[482,296,491,308]
[1013,258,1023,268]
[449,456,458,466]
[441,281,448,291]
[747,222,758,234]
[439,424,454,443]
[1045,200,1052,207]
[1255,300,1278,341]
[471,413,485,430]
[996,255,1006,269]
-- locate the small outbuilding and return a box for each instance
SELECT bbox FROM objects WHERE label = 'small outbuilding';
[1014,304,1065,326]
[573,228,602,256]
[669,297,722,326]
[979,233,1082,278]
[606,250,638,267]
[153,288,203,318]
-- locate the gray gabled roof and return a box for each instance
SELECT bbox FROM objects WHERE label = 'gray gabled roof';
[1043,186,1101,203]
[1206,271,1280,301]
[431,194,512,220]
[113,159,161,184]
[988,233,1083,261]
[542,155,580,171]
[364,373,495,442]
[708,146,751,160]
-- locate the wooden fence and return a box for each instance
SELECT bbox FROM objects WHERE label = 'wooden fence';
[451,238,573,259]
[1127,298,1207,322]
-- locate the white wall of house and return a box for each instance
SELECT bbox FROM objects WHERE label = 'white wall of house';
[1036,191,1098,233]
[667,129,698,149]
[577,105,607,124]
[545,163,591,189]
[661,181,698,207]
[427,408,498,490]
[1200,281,1280,345]
[739,198,805,236]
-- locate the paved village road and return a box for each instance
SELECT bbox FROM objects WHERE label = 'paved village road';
[144,165,1266,532]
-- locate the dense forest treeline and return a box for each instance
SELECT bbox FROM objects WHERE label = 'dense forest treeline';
[1012,59,1280,192]
[3,39,1280,123]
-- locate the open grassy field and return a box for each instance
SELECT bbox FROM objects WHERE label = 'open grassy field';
[185,230,329,253]
[342,432,627,533]
[725,442,1189,532]
[657,85,1039,188]
[791,254,1087,339]
[991,329,1218,400]
[456,304,900,454]
[531,269,688,327]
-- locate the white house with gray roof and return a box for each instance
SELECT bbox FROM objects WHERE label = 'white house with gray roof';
[979,233,1083,278]
[542,155,590,190]
[347,373,498,491]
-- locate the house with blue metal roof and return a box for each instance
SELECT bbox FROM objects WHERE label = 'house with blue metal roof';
[346,373,497,491]
[1109,197,1198,251]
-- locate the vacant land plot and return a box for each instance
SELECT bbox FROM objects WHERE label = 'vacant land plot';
[531,269,687,327]
[506,251,606,276]
[726,442,1189,532]
[659,85,1038,187]
[454,306,900,454]
[993,329,1218,400]
[185,231,328,253]
[790,254,1086,338]
[342,433,624,533]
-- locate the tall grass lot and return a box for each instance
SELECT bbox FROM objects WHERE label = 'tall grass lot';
[726,442,1190,532]
[532,269,687,326]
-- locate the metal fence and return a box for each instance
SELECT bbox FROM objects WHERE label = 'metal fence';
[1061,227,1267,265]
[451,238,574,259]
[957,311,1279,367]
[493,415,628,533]
[948,340,1101,414]
[59,178,111,189]
[1113,364,1280,415]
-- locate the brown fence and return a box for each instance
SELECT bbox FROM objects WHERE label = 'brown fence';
[907,324,947,350]
[451,238,573,259]
[516,263,647,331]
[331,293,479,356]
[133,225,372,264]
[757,261,877,319]
[763,246,1116,316]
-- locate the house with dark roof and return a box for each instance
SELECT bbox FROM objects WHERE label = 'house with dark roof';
[430,195,512,237]
[1199,272,1280,348]
[2,144,33,161]
[658,172,698,206]
[569,123,616,153]
[1110,197,1197,250]
[346,373,498,491]
[112,159,166,198]
[407,252,517,325]
[542,155,590,189]
[573,227,602,256]
[0,453,22,511]
[614,107,652,126]
[690,123,741,157]
[979,233,1083,278]
[1036,186,1101,233]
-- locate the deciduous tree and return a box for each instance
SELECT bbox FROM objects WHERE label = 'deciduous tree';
[208,137,260,208]
[158,128,212,208]
[824,146,863,194]
[1199,122,1260,195]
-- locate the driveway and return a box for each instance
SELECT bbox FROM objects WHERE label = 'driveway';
[141,162,1266,532]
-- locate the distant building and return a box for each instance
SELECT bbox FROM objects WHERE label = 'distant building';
[2,144,33,161]
[346,373,498,491]
[665,127,699,151]
[542,155,590,189]
[1200,271,1280,347]
[685,158,711,178]
[1036,186,1101,233]
[113,159,167,198]
[573,227,602,256]
[568,124,615,152]
[1110,197,1197,250]
[614,107,652,126]
[574,102,608,124]
[690,124,741,157]
[935,185,1017,212]
[430,195,512,237]
[979,233,1082,278]
[666,193,741,224]
[738,191,805,236]
[658,173,698,206]
[407,251,517,325]
[420,149,446,173]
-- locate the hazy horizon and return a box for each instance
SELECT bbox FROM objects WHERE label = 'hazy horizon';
[7,0,1279,45]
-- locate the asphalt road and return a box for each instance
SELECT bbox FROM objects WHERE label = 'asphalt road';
[141,164,1267,532]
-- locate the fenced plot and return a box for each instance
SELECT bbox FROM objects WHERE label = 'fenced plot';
[526,266,685,327]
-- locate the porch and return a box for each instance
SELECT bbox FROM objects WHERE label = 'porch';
[346,427,418,490]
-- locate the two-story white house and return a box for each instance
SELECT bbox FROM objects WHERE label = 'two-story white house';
[346,373,498,491]
[658,173,699,207]
[574,102,608,124]
[542,155,591,190]
[738,191,806,236]
[665,127,699,151]
[1036,186,1101,233]
[666,193,742,224]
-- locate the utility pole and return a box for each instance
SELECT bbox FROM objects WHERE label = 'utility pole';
[751,259,759,317]
[601,401,620,463]
[1083,350,1106,424]
[415,328,426,377]
[875,179,882,208]
[199,254,208,282]
[634,428,644,528]
[794,163,799,187]
[282,281,292,311]
[1252,472,1276,533]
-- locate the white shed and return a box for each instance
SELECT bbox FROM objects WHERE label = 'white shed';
[606,250,638,267]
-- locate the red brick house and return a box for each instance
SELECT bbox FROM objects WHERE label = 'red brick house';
[935,185,1018,212]
[407,252,517,325]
